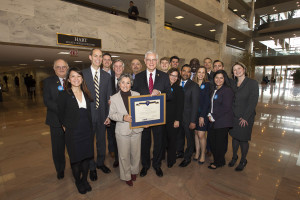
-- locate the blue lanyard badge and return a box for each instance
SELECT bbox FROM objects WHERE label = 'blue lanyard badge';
[200,84,205,89]
[58,85,64,91]
[171,88,173,92]
[214,94,218,100]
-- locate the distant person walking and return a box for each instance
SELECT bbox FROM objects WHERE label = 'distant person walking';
[128,1,139,20]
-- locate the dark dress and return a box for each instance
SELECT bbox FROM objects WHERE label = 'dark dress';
[229,77,259,141]
[196,82,210,131]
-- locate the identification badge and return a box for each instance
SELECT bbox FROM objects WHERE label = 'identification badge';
[58,85,64,91]
[171,88,173,92]
[200,84,205,89]
[214,94,218,100]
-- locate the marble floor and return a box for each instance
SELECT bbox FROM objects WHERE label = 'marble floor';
[0,79,300,200]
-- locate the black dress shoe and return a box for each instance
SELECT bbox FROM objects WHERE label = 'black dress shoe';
[82,181,92,192]
[89,170,97,181]
[57,171,64,180]
[140,167,148,177]
[154,167,163,177]
[167,163,174,168]
[97,165,111,173]
[228,156,238,167]
[235,160,247,171]
[176,153,184,159]
[179,160,191,167]
[75,181,87,194]
[113,160,119,168]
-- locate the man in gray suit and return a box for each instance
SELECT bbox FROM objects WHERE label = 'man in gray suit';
[82,48,112,181]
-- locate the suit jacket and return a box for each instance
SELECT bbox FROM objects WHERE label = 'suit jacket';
[132,69,171,99]
[82,67,112,123]
[57,90,92,130]
[210,85,234,128]
[109,91,143,135]
[198,82,210,118]
[207,71,215,82]
[111,75,119,95]
[166,84,184,123]
[43,75,63,127]
[182,79,200,124]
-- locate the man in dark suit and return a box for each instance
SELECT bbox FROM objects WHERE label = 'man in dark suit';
[177,64,200,167]
[130,59,142,79]
[204,57,214,81]
[128,1,139,20]
[132,51,171,177]
[43,59,69,180]
[82,48,112,181]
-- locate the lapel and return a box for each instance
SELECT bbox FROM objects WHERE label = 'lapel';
[86,68,94,89]
[237,77,248,91]
[142,71,148,91]
[184,79,192,90]
[69,90,80,109]
[153,70,161,88]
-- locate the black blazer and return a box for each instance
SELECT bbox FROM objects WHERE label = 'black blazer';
[57,90,92,130]
[207,71,215,82]
[198,82,210,118]
[166,84,184,123]
[132,69,171,99]
[82,68,112,123]
[43,75,63,127]
[210,85,234,129]
[111,76,119,95]
[182,79,200,124]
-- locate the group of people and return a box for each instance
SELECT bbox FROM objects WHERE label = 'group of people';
[43,48,259,194]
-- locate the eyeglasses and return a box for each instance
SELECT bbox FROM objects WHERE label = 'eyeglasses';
[55,66,67,70]
[146,59,157,63]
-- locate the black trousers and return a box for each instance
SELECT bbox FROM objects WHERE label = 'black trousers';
[208,126,229,166]
[50,126,66,173]
[106,122,118,162]
[164,122,179,165]
[141,125,164,169]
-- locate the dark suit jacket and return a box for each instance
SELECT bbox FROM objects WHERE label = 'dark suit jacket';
[111,76,119,95]
[210,85,234,129]
[57,90,92,130]
[43,75,63,127]
[166,84,184,123]
[198,82,210,118]
[182,79,200,124]
[132,69,171,99]
[207,71,214,82]
[82,67,112,123]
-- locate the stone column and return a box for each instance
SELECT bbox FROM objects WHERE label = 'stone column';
[248,0,255,30]
[215,0,228,62]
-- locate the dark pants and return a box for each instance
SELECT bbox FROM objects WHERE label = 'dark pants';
[106,122,118,162]
[164,122,179,165]
[208,126,229,166]
[89,121,106,170]
[50,126,66,173]
[179,122,195,161]
[176,125,185,156]
[141,125,164,169]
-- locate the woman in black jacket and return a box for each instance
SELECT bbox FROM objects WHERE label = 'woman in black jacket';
[228,62,259,171]
[57,67,94,194]
[207,70,234,169]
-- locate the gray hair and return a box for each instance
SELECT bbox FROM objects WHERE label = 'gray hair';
[113,59,125,68]
[145,50,158,60]
[117,73,134,87]
[53,59,69,67]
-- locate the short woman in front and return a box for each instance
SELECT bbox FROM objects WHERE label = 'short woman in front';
[109,73,143,186]
[228,62,259,171]
[193,66,210,164]
[207,70,234,169]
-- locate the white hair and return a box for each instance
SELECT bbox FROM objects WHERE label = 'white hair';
[113,59,125,68]
[144,50,158,60]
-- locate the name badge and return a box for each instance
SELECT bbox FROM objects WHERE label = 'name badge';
[214,94,218,100]
[58,85,64,91]
[171,88,173,92]
[200,84,205,89]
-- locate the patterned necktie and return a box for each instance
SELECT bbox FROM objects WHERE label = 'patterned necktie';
[182,81,185,88]
[62,79,66,90]
[94,71,99,109]
[149,73,153,94]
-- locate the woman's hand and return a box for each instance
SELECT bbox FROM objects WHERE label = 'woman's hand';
[62,126,66,132]
[123,115,132,122]
[174,120,179,128]
[239,118,248,127]
[199,117,205,127]
[104,118,110,126]
[189,122,196,130]
[208,116,213,122]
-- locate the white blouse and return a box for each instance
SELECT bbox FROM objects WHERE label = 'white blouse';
[76,92,87,109]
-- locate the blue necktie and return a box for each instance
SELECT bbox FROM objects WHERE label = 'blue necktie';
[182,81,185,88]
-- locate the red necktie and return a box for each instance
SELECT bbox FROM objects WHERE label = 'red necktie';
[149,73,153,94]
[63,79,66,90]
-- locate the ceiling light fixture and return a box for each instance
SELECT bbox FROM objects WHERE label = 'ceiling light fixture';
[274,9,277,11]
[19,64,27,66]
[195,23,202,26]
[241,15,245,17]
[230,38,236,40]
[209,29,216,32]
[175,16,184,19]
[255,48,259,49]
[58,51,70,55]
[273,7,275,9]
[238,41,244,43]
[233,9,238,12]
[74,61,83,63]
[111,55,120,58]
[33,59,44,62]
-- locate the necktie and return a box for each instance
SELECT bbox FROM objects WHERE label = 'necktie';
[94,71,99,109]
[182,81,185,88]
[149,73,153,94]
[62,79,66,90]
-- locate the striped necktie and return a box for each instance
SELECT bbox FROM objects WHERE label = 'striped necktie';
[94,71,99,109]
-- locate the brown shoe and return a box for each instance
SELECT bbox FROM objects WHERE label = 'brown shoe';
[126,180,133,186]
[131,174,137,181]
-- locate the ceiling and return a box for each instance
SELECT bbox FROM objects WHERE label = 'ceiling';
[255,0,299,15]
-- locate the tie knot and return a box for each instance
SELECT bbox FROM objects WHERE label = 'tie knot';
[150,73,152,77]
[95,71,98,75]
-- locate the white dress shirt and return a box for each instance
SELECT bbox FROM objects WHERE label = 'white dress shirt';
[90,66,100,82]
[146,69,156,86]
[76,92,87,109]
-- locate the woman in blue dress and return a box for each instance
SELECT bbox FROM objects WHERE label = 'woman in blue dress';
[193,66,210,164]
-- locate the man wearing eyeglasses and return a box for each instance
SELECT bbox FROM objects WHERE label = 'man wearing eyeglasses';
[132,51,171,178]
[43,59,69,180]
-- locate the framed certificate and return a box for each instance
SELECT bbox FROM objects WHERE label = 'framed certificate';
[129,94,166,129]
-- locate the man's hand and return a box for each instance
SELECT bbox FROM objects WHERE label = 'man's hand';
[104,118,110,126]
[151,89,161,96]
[174,120,180,128]
[189,122,196,130]
[123,115,132,122]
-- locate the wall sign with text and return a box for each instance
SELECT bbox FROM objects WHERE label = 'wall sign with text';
[57,33,102,48]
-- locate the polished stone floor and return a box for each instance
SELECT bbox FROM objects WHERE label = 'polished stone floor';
[0,79,300,200]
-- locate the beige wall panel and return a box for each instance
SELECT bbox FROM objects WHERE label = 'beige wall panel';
[223,46,244,74]
[0,0,35,16]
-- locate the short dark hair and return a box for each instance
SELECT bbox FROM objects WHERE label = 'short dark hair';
[170,56,180,62]
[189,58,200,66]
[102,52,112,59]
[212,70,231,89]
[213,60,224,67]
[204,57,212,62]
[181,64,191,71]
[167,68,180,85]
[160,57,169,63]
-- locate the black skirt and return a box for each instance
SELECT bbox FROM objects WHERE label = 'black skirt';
[65,108,94,164]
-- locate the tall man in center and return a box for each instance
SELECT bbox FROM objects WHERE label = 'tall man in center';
[82,48,112,181]
[132,51,171,177]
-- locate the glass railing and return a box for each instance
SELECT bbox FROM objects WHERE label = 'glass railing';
[254,48,300,57]
[259,9,300,26]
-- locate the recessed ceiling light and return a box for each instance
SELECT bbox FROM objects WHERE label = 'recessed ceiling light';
[297,2,299,4]
[175,16,184,19]
[74,60,83,63]
[230,38,236,40]
[233,9,238,12]
[111,55,120,58]
[238,41,244,43]
[195,23,202,26]
[274,9,277,11]
[255,48,259,49]
[58,51,70,55]
[209,29,216,32]
[241,15,245,17]
[19,64,27,66]
[34,59,44,62]
[273,7,275,9]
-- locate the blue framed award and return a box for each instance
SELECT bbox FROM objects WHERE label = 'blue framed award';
[128,94,166,129]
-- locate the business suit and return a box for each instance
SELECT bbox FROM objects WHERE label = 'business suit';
[109,91,143,181]
[177,79,200,161]
[43,75,65,174]
[132,69,171,169]
[207,71,215,82]
[82,67,112,170]
[208,85,234,167]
